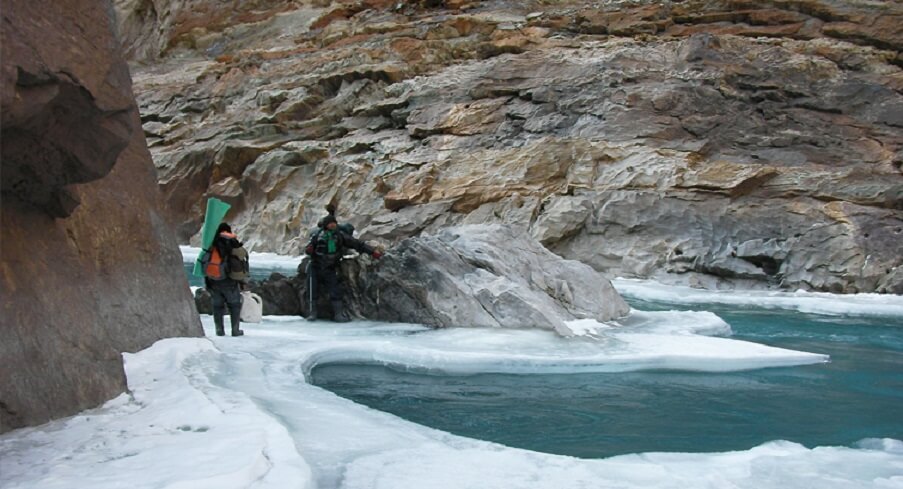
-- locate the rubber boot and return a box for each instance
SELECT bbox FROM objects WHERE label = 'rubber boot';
[213,315,226,336]
[332,300,351,323]
[229,303,244,336]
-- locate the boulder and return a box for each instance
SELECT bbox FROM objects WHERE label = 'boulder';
[1,0,201,433]
[252,271,307,316]
[194,287,213,314]
[343,224,629,335]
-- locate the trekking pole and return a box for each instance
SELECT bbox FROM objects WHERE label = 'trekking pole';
[307,259,315,319]
[375,250,381,320]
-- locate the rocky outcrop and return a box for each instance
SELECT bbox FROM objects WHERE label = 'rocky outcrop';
[0,0,202,432]
[198,225,630,335]
[122,0,903,293]
[343,224,631,334]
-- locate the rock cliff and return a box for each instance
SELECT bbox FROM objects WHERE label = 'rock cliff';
[1,0,202,432]
[120,0,902,293]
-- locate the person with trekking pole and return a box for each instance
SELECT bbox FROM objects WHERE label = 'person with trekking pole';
[304,215,382,322]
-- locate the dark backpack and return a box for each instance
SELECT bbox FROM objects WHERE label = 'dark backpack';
[227,246,250,281]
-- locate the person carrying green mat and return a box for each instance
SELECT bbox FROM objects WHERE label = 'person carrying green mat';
[200,222,249,336]
[194,198,249,337]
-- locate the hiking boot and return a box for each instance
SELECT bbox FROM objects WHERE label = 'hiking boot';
[229,304,243,337]
[332,300,351,323]
[213,315,226,336]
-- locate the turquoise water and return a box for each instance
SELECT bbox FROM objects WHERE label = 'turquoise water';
[310,299,903,459]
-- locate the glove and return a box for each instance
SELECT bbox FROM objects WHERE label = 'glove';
[305,244,314,255]
[371,250,383,260]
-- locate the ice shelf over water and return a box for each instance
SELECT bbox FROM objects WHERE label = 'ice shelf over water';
[4,311,902,489]
[613,278,903,317]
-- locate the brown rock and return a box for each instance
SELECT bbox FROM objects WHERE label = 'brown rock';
[119,0,903,294]
[0,0,201,432]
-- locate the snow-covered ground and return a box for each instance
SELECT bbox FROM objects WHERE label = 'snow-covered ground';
[3,312,902,488]
[2,250,902,489]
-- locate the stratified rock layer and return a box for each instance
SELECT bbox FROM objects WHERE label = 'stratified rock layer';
[343,224,631,334]
[123,0,903,293]
[0,0,202,432]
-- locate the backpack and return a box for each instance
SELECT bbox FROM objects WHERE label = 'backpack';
[200,246,228,281]
[228,245,250,281]
[313,229,340,257]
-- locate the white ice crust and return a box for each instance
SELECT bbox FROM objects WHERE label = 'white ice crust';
[4,312,899,489]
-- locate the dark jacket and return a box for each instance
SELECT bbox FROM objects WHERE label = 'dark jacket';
[306,228,374,268]
[213,232,242,261]
[205,231,244,288]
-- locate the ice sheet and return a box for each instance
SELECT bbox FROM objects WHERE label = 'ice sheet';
[0,315,861,489]
[613,278,903,318]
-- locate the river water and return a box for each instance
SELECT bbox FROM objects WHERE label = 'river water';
[311,298,903,458]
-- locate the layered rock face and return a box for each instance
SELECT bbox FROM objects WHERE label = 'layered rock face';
[0,0,202,432]
[199,224,630,334]
[344,224,631,334]
[121,0,903,293]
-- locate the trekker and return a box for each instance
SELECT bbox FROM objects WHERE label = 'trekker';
[205,222,248,336]
[305,215,382,322]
